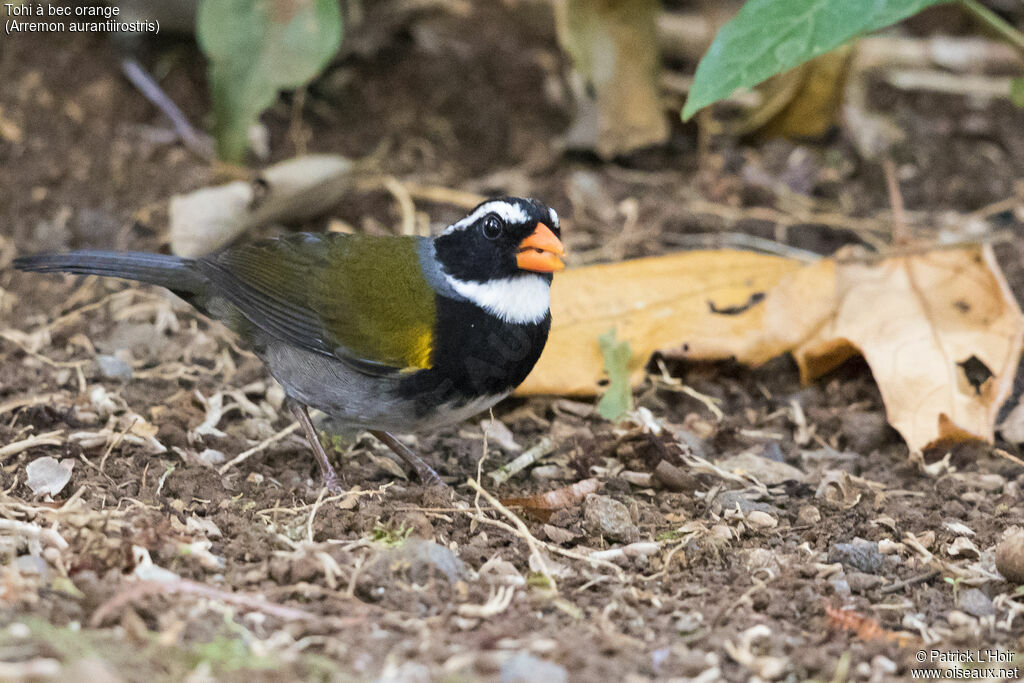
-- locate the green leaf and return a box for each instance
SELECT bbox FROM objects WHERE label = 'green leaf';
[597,328,633,421]
[197,0,343,162]
[682,0,951,120]
[1011,77,1024,109]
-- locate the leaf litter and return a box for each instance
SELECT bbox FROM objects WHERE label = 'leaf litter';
[3,6,1024,680]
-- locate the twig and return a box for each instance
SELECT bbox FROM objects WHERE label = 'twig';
[307,487,327,544]
[638,541,687,582]
[661,231,822,263]
[459,484,624,576]
[880,569,940,594]
[993,448,1024,470]
[218,421,301,474]
[383,176,418,236]
[121,58,215,160]
[958,0,1024,56]
[0,518,69,549]
[0,431,64,459]
[402,183,486,210]
[0,393,64,416]
[90,578,319,627]
[488,436,555,485]
[100,417,137,474]
[466,477,557,592]
[686,199,891,247]
[0,660,62,679]
[882,159,908,245]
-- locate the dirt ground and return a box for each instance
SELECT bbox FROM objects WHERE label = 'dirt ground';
[2,3,1024,682]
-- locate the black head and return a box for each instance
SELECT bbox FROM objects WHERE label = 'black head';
[432,197,564,284]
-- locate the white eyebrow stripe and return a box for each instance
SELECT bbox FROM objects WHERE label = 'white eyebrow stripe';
[548,207,559,229]
[441,200,530,234]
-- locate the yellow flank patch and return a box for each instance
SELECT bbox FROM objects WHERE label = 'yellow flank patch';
[404,327,434,370]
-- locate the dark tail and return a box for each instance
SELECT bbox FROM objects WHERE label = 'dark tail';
[13,250,208,296]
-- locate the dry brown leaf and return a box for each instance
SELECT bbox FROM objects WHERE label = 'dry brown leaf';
[795,245,1024,451]
[521,243,1023,454]
[502,478,601,520]
[517,249,806,395]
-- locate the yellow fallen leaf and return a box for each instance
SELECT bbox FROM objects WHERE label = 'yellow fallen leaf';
[522,244,1023,454]
[795,245,1024,451]
[517,250,806,395]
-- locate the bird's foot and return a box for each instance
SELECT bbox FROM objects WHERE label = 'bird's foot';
[289,400,348,494]
[369,430,446,488]
[320,469,345,495]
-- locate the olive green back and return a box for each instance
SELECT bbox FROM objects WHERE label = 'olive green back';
[202,233,436,371]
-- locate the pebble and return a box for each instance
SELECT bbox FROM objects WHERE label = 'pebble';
[96,354,132,381]
[746,511,778,530]
[718,490,783,516]
[584,494,640,543]
[653,460,700,492]
[995,528,1024,583]
[796,505,821,525]
[958,588,995,617]
[500,652,567,683]
[845,571,883,593]
[828,538,883,574]
[716,451,805,484]
[198,448,225,466]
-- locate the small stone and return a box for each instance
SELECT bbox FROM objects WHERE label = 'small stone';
[746,511,777,530]
[796,505,821,525]
[619,470,654,487]
[830,574,851,597]
[96,354,132,381]
[742,548,779,571]
[500,652,567,683]
[829,538,883,574]
[674,612,703,633]
[717,451,805,484]
[480,418,522,454]
[718,490,783,516]
[543,524,577,545]
[198,448,225,466]
[653,460,700,492]
[995,528,1024,583]
[958,588,995,617]
[845,571,883,594]
[584,494,640,543]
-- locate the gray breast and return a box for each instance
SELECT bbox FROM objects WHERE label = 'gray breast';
[262,340,505,432]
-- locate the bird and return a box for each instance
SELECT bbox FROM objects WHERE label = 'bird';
[14,197,565,491]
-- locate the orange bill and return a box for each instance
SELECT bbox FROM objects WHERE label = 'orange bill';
[516,223,565,273]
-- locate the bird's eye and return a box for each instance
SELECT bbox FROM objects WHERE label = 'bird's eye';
[482,215,503,240]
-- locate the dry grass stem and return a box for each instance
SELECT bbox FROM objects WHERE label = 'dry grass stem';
[90,578,320,627]
[488,436,555,485]
[0,431,64,459]
[219,421,301,474]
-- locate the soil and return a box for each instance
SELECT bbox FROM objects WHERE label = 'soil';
[2,3,1024,682]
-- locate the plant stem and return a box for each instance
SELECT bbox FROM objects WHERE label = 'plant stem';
[958,0,1024,56]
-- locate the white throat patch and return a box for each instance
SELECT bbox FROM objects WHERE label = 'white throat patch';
[445,274,551,324]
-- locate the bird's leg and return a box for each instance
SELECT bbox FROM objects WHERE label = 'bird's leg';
[288,400,343,493]
[369,431,444,486]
